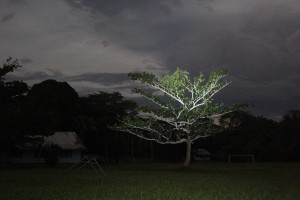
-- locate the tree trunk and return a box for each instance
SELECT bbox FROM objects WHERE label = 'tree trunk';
[104,143,109,163]
[150,141,154,160]
[183,136,192,167]
[131,136,134,158]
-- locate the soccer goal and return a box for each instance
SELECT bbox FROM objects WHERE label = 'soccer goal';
[228,155,255,163]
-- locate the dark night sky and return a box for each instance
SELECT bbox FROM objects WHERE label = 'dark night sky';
[1,0,300,119]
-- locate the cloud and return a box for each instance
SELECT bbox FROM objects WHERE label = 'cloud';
[1,0,300,117]
[20,57,33,64]
[64,0,179,17]
[0,0,165,76]
[66,73,129,86]
[5,68,65,86]
[1,14,15,23]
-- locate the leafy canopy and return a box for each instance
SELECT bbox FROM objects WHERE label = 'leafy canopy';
[116,68,241,145]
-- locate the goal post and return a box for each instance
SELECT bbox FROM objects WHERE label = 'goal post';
[228,155,255,163]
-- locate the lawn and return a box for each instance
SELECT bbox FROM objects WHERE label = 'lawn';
[0,162,299,200]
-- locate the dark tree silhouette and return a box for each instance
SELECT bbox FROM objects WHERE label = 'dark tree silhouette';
[78,92,137,162]
[0,57,29,161]
[26,79,79,134]
[279,110,300,161]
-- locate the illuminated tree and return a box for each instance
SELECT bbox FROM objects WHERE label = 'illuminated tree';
[115,68,240,166]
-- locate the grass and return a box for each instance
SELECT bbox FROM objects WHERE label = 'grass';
[0,162,300,200]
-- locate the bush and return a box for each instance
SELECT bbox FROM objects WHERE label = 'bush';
[42,144,60,166]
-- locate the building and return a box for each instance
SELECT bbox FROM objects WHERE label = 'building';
[193,148,211,161]
[12,132,85,164]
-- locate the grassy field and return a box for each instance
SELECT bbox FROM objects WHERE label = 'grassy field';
[0,162,300,200]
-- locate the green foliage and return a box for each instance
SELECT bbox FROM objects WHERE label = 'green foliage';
[119,68,240,145]
[119,68,242,166]
[129,68,230,111]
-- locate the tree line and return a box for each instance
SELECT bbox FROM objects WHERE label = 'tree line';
[0,58,137,163]
[1,58,300,164]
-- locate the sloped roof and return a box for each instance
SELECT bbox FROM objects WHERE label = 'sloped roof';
[195,148,211,155]
[44,132,85,150]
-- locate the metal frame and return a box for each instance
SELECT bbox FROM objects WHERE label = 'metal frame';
[69,156,105,176]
